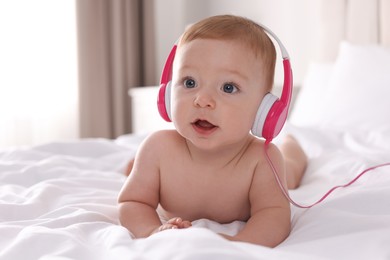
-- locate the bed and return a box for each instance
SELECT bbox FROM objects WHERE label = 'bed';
[2,3,390,260]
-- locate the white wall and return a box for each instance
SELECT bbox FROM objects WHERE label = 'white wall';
[153,0,326,87]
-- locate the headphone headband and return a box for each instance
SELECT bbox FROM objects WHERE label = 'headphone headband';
[160,45,177,86]
[259,23,292,109]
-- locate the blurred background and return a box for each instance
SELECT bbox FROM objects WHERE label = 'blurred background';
[0,0,384,148]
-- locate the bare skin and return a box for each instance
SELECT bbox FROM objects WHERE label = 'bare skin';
[119,131,290,246]
[280,135,307,189]
[124,134,307,190]
[118,38,307,247]
[122,136,307,240]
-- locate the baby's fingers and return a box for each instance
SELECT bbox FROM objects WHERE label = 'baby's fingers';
[167,217,192,228]
[181,220,192,228]
[158,223,178,232]
[167,217,181,223]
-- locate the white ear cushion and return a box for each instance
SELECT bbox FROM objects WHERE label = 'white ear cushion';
[251,93,278,137]
[165,81,172,120]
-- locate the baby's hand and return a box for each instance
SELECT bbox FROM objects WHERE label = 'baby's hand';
[152,217,192,235]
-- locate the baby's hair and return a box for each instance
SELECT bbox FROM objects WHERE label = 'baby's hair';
[179,15,276,91]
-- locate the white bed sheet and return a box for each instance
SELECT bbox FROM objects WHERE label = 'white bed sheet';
[1,125,390,260]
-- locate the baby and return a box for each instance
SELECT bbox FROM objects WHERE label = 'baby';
[118,15,307,247]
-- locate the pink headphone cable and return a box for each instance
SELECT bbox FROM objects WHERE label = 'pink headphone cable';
[264,140,390,209]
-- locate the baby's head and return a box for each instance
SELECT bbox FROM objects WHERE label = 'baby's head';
[157,14,291,143]
[178,15,276,92]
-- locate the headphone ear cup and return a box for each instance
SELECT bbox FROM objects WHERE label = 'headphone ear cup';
[251,93,278,138]
[157,81,172,122]
[263,98,289,140]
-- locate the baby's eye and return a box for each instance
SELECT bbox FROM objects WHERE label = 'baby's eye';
[222,83,238,94]
[184,78,196,88]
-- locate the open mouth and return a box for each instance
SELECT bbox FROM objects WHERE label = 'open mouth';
[192,119,218,134]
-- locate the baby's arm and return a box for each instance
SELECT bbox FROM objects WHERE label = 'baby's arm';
[117,133,163,237]
[118,197,161,237]
[222,143,291,247]
[118,132,191,237]
[119,196,190,237]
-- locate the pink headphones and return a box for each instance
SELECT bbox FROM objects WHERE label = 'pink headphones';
[157,24,292,142]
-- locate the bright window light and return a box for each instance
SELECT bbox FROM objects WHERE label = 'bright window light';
[0,0,78,148]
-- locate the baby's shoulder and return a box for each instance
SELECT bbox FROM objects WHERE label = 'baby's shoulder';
[145,129,181,142]
[140,130,183,151]
[246,137,273,152]
[246,137,283,163]
[135,130,183,161]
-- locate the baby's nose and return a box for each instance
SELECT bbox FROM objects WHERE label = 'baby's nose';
[193,89,216,109]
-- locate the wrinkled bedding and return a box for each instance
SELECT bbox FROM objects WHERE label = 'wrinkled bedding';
[1,125,390,260]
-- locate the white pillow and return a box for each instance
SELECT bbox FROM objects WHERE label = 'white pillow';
[291,42,390,131]
[289,63,334,126]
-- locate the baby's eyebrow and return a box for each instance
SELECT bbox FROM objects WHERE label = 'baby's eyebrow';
[175,64,194,75]
[224,68,249,82]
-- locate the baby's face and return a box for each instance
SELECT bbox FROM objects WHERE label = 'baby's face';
[171,39,267,150]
